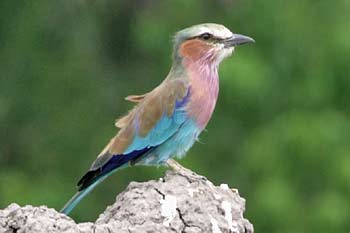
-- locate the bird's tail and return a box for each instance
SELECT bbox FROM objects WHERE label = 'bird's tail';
[60,173,110,215]
[60,147,155,215]
[60,163,127,215]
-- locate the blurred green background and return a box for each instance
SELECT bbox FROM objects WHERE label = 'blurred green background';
[0,0,349,232]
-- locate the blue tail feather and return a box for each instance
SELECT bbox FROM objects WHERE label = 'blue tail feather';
[60,165,127,215]
[60,174,109,215]
[61,147,154,215]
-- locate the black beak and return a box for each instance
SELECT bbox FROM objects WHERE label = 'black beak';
[224,34,255,47]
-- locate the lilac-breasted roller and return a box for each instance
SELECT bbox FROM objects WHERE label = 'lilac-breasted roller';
[60,23,254,215]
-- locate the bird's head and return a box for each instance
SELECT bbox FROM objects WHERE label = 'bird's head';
[173,23,254,66]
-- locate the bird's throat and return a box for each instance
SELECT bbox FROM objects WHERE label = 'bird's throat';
[185,61,219,129]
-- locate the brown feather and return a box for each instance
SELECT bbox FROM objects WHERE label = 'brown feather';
[98,78,189,162]
[125,94,147,103]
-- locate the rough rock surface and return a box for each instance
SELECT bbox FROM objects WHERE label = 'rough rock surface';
[0,170,253,233]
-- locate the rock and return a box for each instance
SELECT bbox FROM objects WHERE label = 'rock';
[0,170,253,233]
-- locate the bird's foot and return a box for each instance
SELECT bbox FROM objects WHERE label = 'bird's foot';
[231,188,239,194]
[166,159,206,181]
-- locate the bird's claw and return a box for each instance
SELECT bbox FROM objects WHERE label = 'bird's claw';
[166,159,206,181]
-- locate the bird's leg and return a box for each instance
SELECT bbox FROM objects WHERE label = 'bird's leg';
[166,159,206,181]
[166,158,187,172]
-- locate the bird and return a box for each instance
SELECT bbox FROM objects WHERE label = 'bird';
[60,23,254,215]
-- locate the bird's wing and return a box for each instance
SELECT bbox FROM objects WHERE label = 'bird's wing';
[77,78,190,190]
[115,93,149,128]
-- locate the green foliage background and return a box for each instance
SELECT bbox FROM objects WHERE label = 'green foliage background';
[0,1,349,232]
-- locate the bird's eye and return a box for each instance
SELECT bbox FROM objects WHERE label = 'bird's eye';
[200,33,212,40]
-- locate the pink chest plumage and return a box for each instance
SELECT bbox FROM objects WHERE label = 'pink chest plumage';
[186,64,219,129]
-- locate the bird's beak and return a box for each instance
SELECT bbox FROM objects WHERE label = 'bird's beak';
[224,34,255,47]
